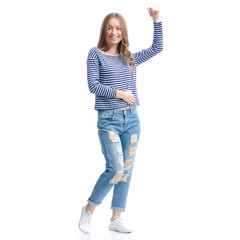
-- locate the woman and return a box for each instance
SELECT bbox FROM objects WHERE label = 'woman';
[79,7,163,234]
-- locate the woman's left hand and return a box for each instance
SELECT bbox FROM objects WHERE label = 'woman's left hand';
[147,7,160,23]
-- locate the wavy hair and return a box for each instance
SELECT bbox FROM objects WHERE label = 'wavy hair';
[97,13,135,74]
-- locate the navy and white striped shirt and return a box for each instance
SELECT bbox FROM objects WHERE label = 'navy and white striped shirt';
[87,21,163,110]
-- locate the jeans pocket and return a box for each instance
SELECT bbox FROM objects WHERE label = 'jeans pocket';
[97,110,114,128]
[98,110,114,120]
[130,106,138,116]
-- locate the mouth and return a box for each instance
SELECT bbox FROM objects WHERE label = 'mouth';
[110,36,119,41]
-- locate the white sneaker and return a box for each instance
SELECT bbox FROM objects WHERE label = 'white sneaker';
[109,217,133,233]
[78,206,92,234]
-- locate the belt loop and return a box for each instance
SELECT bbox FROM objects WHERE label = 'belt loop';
[130,107,133,114]
[112,110,116,119]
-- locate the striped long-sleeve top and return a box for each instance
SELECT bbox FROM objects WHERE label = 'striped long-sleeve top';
[87,21,163,110]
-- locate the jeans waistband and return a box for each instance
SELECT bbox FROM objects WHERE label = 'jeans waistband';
[98,106,137,117]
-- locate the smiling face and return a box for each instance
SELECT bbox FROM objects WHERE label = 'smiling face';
[107,18,123,46]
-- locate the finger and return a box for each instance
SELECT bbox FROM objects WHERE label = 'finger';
[148,7,153,15]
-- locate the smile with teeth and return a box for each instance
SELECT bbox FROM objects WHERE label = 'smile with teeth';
[110,36,119,41]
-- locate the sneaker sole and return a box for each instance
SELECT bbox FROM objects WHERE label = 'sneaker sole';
[109,227,132,233]
[78,221,90,234]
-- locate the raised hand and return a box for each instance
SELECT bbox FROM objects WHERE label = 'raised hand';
[147,7,160,23]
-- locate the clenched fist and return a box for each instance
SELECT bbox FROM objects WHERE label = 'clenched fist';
[147,7,160,23]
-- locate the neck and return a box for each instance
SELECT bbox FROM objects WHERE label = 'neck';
[108,44,119,55]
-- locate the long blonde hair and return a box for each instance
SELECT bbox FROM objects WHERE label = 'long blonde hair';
[97,13,135,74]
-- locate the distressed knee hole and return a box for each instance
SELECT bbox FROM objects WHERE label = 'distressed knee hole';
[120,174,129,182]
[117,146,123,154]
[108,131,120,142]
[124,160,133,170]
[129,147,137,156]
[119,156,124,166]
[131,134,138,143]
[109,171,123,183]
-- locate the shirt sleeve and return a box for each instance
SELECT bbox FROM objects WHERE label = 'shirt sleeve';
[87,49,117,98]
[133,22,163,66]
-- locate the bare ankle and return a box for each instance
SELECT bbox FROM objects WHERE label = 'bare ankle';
[85,203,95,215]
[111,210,121,221]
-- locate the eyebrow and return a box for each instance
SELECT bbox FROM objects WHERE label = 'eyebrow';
[108,24,121,27]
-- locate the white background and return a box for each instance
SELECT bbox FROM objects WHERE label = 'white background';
[0,0,240,239]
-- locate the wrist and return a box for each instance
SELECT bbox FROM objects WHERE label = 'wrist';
[153,18,160,23]
[116,90,124,99]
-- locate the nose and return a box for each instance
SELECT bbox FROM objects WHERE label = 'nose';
[112,28,117,34]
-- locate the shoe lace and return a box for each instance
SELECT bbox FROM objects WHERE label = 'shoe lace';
[114,216,126,225]
[86,211,92,224]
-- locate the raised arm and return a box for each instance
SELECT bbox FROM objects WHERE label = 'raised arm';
[133,7,163,66]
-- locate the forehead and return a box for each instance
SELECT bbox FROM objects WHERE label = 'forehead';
[108,18,121,27]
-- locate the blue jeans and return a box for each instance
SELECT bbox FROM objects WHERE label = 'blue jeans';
[87,106,141,212]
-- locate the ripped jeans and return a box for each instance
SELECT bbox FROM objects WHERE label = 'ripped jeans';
[87,106,141,212]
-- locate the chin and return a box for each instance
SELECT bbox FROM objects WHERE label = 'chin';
[111,41,121,44]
